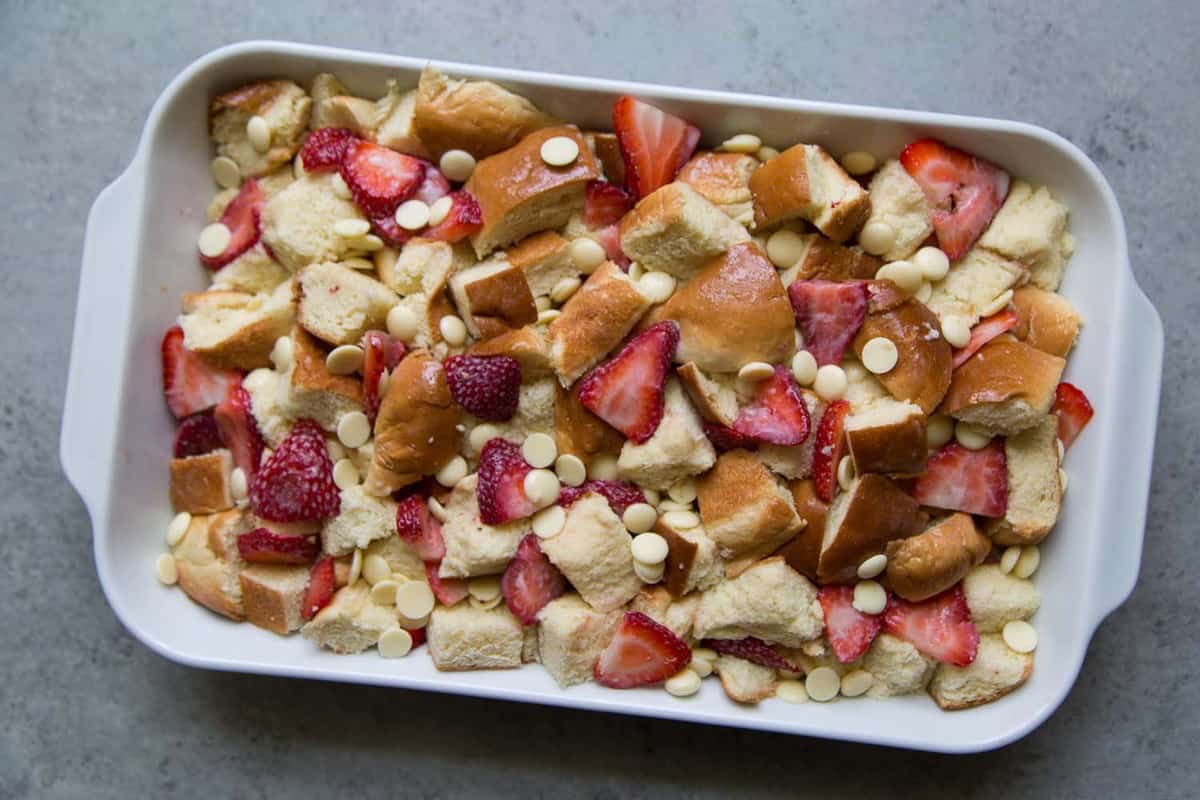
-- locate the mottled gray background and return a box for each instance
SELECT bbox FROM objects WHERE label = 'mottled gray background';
[2,1,1197,797]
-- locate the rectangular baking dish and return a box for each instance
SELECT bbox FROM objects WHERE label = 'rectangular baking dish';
[61,40,1163,753]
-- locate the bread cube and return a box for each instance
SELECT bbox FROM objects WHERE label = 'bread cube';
[239,563,310,635]
[941,337,1065,435]
[170,450,235,515]
[296,262,399,346]
[862,633,937,697]
[179,281,294,371]
[817,474,927,584]
[961,564,1041,634]
[301,581,398,654]
[1012,286,1081,358]
[260,174,367,272]
[676,151,759,224]
[777,232,882,285]
[617,379,716,491]
[538,493,641,612]
[171,510,250,620]
[619,182,751,279]
[447,259,537,339]
[749,144,870,242]
[696,450,802,561]
[427,603,524,671]
[885,513,991,602]
[320,485,398,556]
[438,474,529,578]
[536,594,622,687]
[210,80,312,178]
[547,262,651,386]
[693,557,823,647]
[627,587,702,641]
[985,415,1063,545]
[504,231,578,298]
[863,159,934,261]
[978,180,1073,290]
[925,247,1027,329]
[928,633,1033,710]
[657,520,724,599]
[286,326,363,433]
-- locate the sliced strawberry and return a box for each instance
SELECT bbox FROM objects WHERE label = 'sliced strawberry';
[584,180,634,228]
[502,534,567,625]
[443,354,521,422]
[249,419,341,522]
[236,527,319,565]
[161,325,241,419]
[788,280,869,366]
[368,210,413,248]
[911,440,1008,517]
[200,179,265,270]
[818,585,883,663]
[361,330,407,425]
[594,611,693,688]
[811,399,850,503]
[612,96,701,199]
[702,421,759,452]
[591,224,630,269]
[406,626,428,647]
[732,366,811,446]
[299,127,358,172]
[883,584,979,666]
[952,307,1019,368]
[702,637,796,671]
[302,556,336,621]
[172,411,223,457]
[214,381,264,477]
[395,494,446,561]
[557,480,646,515]
[1052,382,1094,449]
[414,163,451,205]
[900,138,1010,260]
[424,561,470,607]
[578,321,679,443]
[422,190,482,243]
[340,140,425,217]
[475,438,536,525]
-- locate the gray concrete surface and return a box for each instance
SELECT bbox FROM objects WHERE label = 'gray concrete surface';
[2,1,1197,797]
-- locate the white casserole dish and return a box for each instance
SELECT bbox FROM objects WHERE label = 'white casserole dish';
[61,40,1163,753]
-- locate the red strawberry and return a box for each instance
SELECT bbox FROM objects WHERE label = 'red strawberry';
[424,561,470,607]
[340,140,425,216]
[249,419,341,522]
[395,494,446,562]
[362,331,407,425]
[733,366,811,446]
[911,440,1008,517]
[583,180,634,228]
[172,411,223,457]
[199,179,265,270]
[236,527,319,565]
[593,611,693,688]
[299,127,358,172]
[811,399,850,503]
[702,637,796,671]
[818,585,883,663]
[883,584,979,666]
[952,306,1019,368]
[368,210,413,248]
[591,224,630,269]
[422,190,482,243]
[414,163,451,205]
[788,280,869,366]
[900,138,1010,260]
[214,381,264,477]
[443,354,521,422]
[702,421,759,452]
[557,480,646,515]
[301,556,335,621]
[475,438,536,525]
[406,626,428,647]
[578,321,679,443]
[1052,382,1094,449]
[161,325,241,419]
[502,534,567,625]
[612,96,701,199]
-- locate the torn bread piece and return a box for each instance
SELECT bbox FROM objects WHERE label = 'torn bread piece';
[311,93,376,138]
[547,262,651,386]
[372,80,428,157]
[928,633,1033,710]
[940,336,1065,436]
[554,380,625,466]
[171,510,251,620]
[210,243,291,295]
[778,233,882,285]
[536,594,622,687]
[628,586,701,642]
[618,182,751,279]
[757,389,826,481]
[320,485,398,557]
[504,231,578,299]
[984,415,1062,545]
[427,603,525,671]
[676,151,759,224]
[448,259,538,339]
[749,143,870,242]
[863,159,934,261]
[438,474,529,577]
[776,479,827,581]
[1012,286,1081,358]
[696,450,803,562]
[715,655,779,703]
[844,399,927,475]
[538,493,641,612]
[676,362,738,427]
[296,262,399,346]
[863,633,937,697]
[656,518,724,599]
[239,563,310,635]
[170,450,235,515]
[977,180,1073,291]
[925,247,1027,329]
[260,173,368,272]
[301,581,399,654]
[961,564,1041,634]
[885,513,991,601]
[817,474,927,584]
[617,378,717,491]
[179,281,295,371]
[286,325,363,432]
[852,286,952,415]
[693,557,823,648]
[210,80,312,178]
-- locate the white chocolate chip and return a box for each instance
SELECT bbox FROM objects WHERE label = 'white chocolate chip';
[348,548,364,585]
[627,262,644,282]
[521,433,558,469]
[325,438,346,462]
[638,271,677,304]
[246,115,271,153]
[333,458,359,490]
[840,151,877,176]
[776,680,809,703]
[631,532,669,564]
[665,668,702,697]
[342,256,375,271]
[270,335,293,372]
[534,296,553,312]
[230,467,248,501]
[363,554,391,585]
[643,488,661,506]
[427,496,448,523]
[980,289,1014,318]
[857,553,887,580]
[1014,546,1041,579]
[370,579,400,606]
[623,503,659,535]
[667,479,697,505]
[588,454,619,481]
[211,156,241,189]
[331,173,353,199]
[853,580,887,615]
[468,575,502,603]
[197,223,231,257]
[1056,437,1065,463]
[337,412,372,449]
[771,228,812,269]
[536,309,561,325]
[469,595,503,611]
[439,315,468,346]
[719,133,762,153]
[837,455,856,492]
[954,421,991,450]
[737,361,776,383]
[657,500,692,514]
[875,259,924,293]
[805,667,841,702]
[395,199,431,231]
[926,414,954,448]
[554,454,587,487]
[633,559,665,584]
[439,149,476,183]
[325,344,365,375]
[1058,467,1069,494]
[333,218,372,238]
[813,364,848,401]
[468,424,500,455]
[395,580,435,619]
[661,510,700,530]
[861,336,899,374]
[756,145,781,162]
[377,368,391,400]
[691,651,715,678]
[913,246,950,281]
[1002,620,1038,653]
[523,469,561,508]
[166,511,191,546]
[532,505,566,539]
[155,553,178,585]
[568,238,606,273]
[915,281,933,303]
[378,627,414,658]
[427,195,453,227]
[941,316,971,348]
[435,455,468,487]
[858,221,896,256]
[549,276,582,305]
[839,669,873,697]
[999,545,1022,575]
[540,136,580,166]
[387,305,419,341]
[789,350,818,387]
[350,233,385,252]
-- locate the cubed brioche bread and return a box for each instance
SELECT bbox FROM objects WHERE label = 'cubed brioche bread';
[210,243,291,295]
[375,237,470,297]
[961,564,1041,633]
[776,479,828,581]
[757,390,825,481]
[984,416,1062,545]
[714,655,778,704]
[548,262,651,385]
[427,603,525,671]
[676,151,759,224]
[618,182,751,279]
[940,337,1065,435]
[1012,286,1081,358]
[504,231,578,298]
[320,485,398,556]
[465,126,600,257]
[210,80,312,178]
[553,380,625,465]
[656,519,724,598]
[301,580,398,654]
[372,80,428,157]
[817,474,927,584]
[617,378,716,491]
[438,474,529,577]
[170,450,235,515]
[522,623,540,664]
[844,399,927,475]
[693,557,823,647]
[413,66,557,160]
[311,93,376,138]
[628,586,701,642]
[863,159,934,261]
[928,633,1033,710]
[978,180,1073,291]
[696,450,803,561]
[447,259,537,339]
[469,325,553,379]
[309,72,347,109]
[862,633,937,697]
[749,143,870,242]
[296,262,399,346]
[586,131,626,186]
[239,563,310,635]
[925,247,1027,329]
[647,242,795,373]
[842,360,892,413]
[675,362,738,426]
[172,510,250,620]
[260,174,366,272]
[852,288,953,415]
[538,493,641,612]
[535,594,622,687]
[287,325,363,432]
[885,513,991,601]
[364,533,427,583]
[778,233,882,285]
[244,366,293,447]
[179,281,295,371]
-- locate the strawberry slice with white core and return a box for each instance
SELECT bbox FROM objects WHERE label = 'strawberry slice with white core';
[578,321,679,443]
[900,138,1010,260]
[911,440,1008,517]
[236,527,319,565]
[788,280,869,366]
[952,306,1019,368]
[200,179,265,270]
[1052,382,1094,449]
[214,381,264,477]
[702,637,796,671]
[702,421,759,453]
[818,585,883,663]
[475,438,537,525]
[395,493,446,562]
[161,325,242,419]
[340,140,425,217]
[593,611,693,689]
[591,224,630,269]
[422,190,483,243]
[361,330,406,425]
[413,163,451,206]
[811,399,850,503]
[424,561,470,607]
[302,556,336,620]
[883,584,979,666]
[612,96,701,199]
[732,365,811,446]
[501,534,567,624]
[583,180,634,228]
